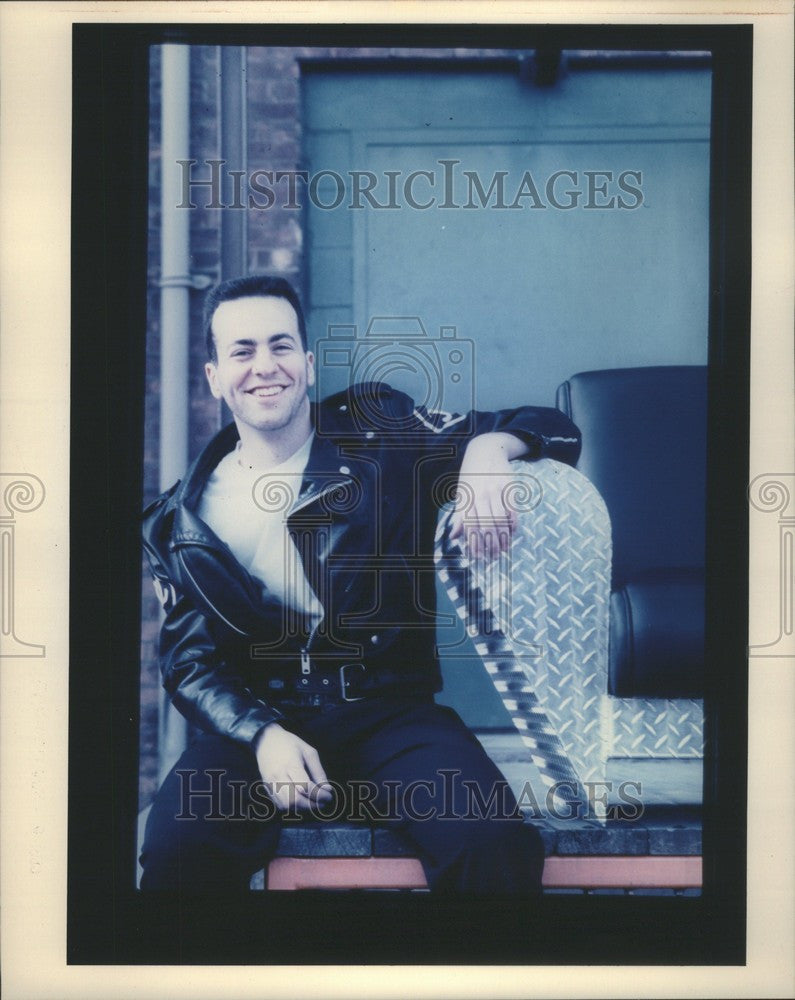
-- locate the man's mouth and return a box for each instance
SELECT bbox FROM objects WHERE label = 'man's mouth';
[247,385,288,398]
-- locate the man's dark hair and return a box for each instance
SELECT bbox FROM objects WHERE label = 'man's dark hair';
[203,274,308,361]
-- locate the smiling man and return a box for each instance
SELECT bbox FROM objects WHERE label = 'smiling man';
[140,274,581,893]
[205,293,315,453]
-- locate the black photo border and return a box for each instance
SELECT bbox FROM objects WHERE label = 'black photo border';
[69,21,751,966]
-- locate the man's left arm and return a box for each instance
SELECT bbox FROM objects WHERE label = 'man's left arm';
[443,405,581,560]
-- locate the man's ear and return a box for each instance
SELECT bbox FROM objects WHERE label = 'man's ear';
[204,361,222,399]
[306,350,315,387]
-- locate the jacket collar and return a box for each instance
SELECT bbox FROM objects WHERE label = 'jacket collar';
[165,401,352,516]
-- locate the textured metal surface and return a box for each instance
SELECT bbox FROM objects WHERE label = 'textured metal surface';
[434,458,704,813]
[606,698,704,758]
[435,458,613,811]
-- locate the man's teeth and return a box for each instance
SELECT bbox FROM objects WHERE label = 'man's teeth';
[251,386,285,397]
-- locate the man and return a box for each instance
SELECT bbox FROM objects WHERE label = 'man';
[140,274,580,892]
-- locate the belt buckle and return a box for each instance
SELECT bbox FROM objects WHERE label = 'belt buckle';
[339,663,366,702]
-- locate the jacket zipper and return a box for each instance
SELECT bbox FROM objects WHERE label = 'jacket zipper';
[301,616,322,674]
[290,476,347,675]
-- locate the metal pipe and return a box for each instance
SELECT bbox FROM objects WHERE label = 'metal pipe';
[217,46,249,428]
[220,46,248,280]
[157,43,191,780]
[159,44,191,492]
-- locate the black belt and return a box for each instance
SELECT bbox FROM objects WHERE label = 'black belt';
[265,661,437,710]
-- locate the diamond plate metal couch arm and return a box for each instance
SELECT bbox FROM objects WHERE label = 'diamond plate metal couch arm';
[435,458,612,814]
[435,455,704,819]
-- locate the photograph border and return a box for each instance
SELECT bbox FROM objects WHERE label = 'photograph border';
[67,19,751,967]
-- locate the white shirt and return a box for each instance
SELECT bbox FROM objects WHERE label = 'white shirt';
[198,433,323,627]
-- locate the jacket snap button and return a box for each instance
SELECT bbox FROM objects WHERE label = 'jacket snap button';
[370,634,379,644]
[301,678,308,685]
[339,404,347,412]
[340,465,350,475]
[365,431,375,439]
[322,678,329,685]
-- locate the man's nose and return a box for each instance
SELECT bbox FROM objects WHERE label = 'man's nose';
[251,350,278,375]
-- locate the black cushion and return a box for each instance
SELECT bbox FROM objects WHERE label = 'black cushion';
[609,569,704,698]
[556,367,706,590]
[557,367,706,699]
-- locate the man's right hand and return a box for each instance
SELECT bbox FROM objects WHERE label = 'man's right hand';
[253,723,333,812]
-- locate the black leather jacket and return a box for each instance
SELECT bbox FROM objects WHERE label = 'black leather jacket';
[142,382,580,745]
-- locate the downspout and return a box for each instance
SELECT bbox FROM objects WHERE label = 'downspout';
[220,46,248,281]
[217,46,248,427]
[159,44,191,493]
[157,43,191,782]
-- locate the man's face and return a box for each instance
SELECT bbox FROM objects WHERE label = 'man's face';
[204,295,315,436]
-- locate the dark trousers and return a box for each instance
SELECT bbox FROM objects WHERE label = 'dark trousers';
[140,696,544,893]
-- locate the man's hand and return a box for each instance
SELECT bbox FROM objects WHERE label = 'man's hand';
[449,432,529,562]
[254,723,333,812]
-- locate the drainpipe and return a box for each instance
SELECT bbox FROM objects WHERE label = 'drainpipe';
[220,46,248,281]
[159,44,191,492]
[218,46,248,427]
[157,43,191,782]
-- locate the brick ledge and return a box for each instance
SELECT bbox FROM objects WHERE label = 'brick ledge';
[266,854,702,891]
